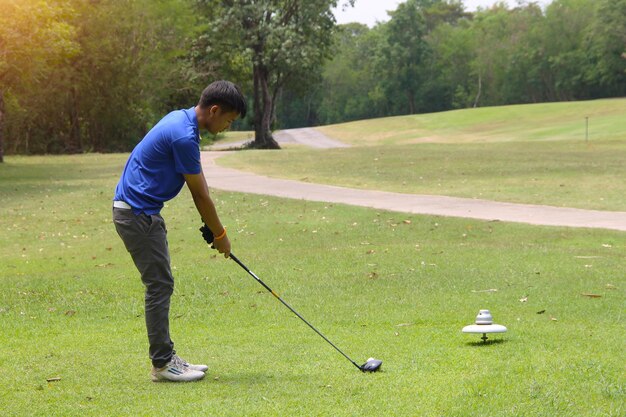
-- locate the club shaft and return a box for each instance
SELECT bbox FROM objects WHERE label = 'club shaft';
[229,253,362,370]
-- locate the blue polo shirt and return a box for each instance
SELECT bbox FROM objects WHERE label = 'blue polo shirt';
[114,107,202,215]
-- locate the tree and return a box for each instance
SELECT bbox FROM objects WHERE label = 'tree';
[1,0,199,156]
[0,0,78,162]
[66,0,199,152]
[383,0,429,114]
[203,0,350,148]
[584,0,626,96]
[541,0,595,100]
[317,23,384,124]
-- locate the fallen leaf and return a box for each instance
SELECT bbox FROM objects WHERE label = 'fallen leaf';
[536,310,546,314]
[65,310,76,316]
[550,316,558,321]
[366,249,375,255]
[601,243,612,248]
[368,272,378,279]
[519,296,528,303]
[403,220,412,224]
[471,288,498,293]
[395,323,413,327]
[606,284,617,290]
[581,293,602,298]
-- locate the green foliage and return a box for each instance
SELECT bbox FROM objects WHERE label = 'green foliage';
[1,0,624,154]
[194,0,349,147]
[583,0,626,95]
[0,0,81,161]
[313,23,385,124]
[0,0,80,87]
[278,0,626,128]
[2,0,201,155]
[383,0,429,114]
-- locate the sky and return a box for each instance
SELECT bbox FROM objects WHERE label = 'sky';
[332,0,554,27]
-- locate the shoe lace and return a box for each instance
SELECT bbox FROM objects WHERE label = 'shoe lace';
[171,354,189,369]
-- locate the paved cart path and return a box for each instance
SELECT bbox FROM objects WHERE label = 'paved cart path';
[208,128,350,150]
[202,151,626,232]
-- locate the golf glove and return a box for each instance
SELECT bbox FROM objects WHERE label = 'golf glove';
[199,224,214,245]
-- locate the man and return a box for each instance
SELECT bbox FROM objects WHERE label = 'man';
[112,80,246,382]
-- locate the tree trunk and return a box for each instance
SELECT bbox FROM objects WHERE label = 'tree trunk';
[473,72,482,108]
[408,89,416,114]
[252,62,280,149]
[0,90,4,163]
[269,82,281,129]
[67,86,82,153]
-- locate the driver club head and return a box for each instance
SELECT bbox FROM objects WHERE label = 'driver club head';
[360,357,383,372]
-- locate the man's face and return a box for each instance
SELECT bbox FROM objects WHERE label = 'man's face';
[203,105,239,135]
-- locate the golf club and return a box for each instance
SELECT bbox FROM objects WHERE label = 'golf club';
[229,253,382,373]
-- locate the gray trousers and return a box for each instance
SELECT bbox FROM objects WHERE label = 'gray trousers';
[112,207,174,368]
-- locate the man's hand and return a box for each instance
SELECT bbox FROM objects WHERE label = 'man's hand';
[199,224,230,258]
[213,234,231,258]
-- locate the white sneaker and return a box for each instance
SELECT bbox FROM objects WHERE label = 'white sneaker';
[151,356,205,382]
[173,353,208,373]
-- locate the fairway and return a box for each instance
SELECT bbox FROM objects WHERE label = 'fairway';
[1,154,624,416]
[219,99,626,211]
[317,99,626,146]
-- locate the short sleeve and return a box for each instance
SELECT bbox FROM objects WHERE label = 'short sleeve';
[171,136,201,175]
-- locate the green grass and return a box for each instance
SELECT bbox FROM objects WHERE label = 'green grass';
[0,154,624,416]
[220,99,626,211]
[317,98,626,146]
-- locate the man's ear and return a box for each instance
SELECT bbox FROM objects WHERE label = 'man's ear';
[208,105,220,117]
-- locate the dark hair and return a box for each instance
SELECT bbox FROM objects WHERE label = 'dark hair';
[198,80,247,118]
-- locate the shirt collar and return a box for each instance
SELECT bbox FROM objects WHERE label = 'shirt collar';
[183,106,200,140]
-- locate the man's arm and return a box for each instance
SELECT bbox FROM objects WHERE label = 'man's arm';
[184,170,230,257]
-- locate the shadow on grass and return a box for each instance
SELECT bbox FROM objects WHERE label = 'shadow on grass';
[147,371,282,387]
[209,371,288,386]
[465,338,508,347]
